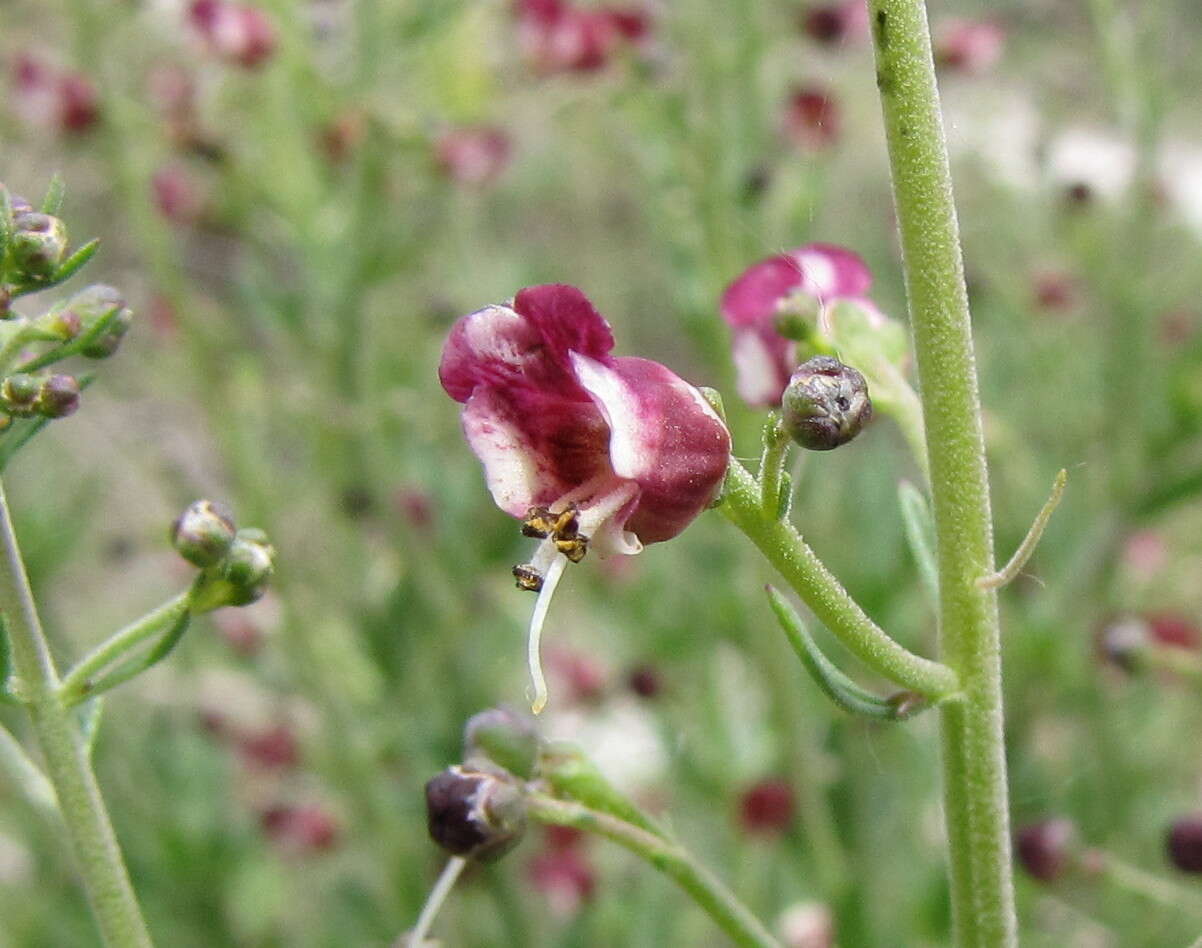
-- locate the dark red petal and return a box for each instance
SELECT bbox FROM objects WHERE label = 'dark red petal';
[720,255,805,328]
[572,354,730,544]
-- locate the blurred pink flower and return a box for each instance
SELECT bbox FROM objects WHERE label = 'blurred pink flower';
[720,243,876,406]
[435,126,512,187]
[934,18,1005,75]
[188,0,277,70]
[237,723,300,771]
[528,846,596,915]
[152,164,207,224]
[782,86,840,151]
[515,0,650,74]
[10,54,99,134]
[260,804,340,854]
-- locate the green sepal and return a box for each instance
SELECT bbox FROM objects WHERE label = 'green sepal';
[39,175,66,216]
[898,480,939,609]
[776,471,792,520]
[767,586,927,721]
[62,608,191,709]
[538,741,667,839]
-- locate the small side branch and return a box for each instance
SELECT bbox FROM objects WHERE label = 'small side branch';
[978,470,1068,590]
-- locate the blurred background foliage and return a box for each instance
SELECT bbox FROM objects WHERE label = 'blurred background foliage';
[2,0,1202,944]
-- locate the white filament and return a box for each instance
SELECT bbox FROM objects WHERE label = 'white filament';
[405,855,467,947]
[527,554,569,715]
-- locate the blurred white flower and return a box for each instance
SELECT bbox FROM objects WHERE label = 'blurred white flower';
[943,88,1040,191]
[1045,128,1135,202]
[545,697,667,794]
[1158,142,1202,238]
[777,901,835,948]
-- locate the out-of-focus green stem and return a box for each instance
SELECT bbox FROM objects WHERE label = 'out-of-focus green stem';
[866,0,1016,943]
[720,459,958,698]
[526,792,781,948]
[0,721,58,816]
[0,478,153,948]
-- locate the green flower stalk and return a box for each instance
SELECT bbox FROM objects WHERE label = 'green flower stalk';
[866,0,1018,942]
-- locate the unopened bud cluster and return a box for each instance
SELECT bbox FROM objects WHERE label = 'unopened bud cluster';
[424,708,541,862]
[0,182,134,443]
[174,500,276,611]
[0,372,81,419]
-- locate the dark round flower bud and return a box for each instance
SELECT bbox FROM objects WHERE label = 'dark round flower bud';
[1167,816,1202,873]
[34,374,80,418]
[425,765,527,861]
[463,707,539,780]
[1015,819,1076,882]
[781,355,872,450]
[59,285,133,357]
[1095,614,1149,673]
[9,212,68,280]
[1,373,41,416]
[171,499,237,567]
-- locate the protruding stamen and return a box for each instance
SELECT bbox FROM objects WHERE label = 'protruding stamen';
[512,563,544,592]
[405,855,468,947]
[527,554,568,715]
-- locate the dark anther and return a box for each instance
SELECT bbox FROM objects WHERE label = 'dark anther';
[513,563,545,592]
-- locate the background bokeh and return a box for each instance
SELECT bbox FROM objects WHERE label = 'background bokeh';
[2,0,1202,944]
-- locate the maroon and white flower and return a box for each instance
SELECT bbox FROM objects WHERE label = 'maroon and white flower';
[515,0,650,75]
[435,126,512,187]
[188,0,277,70]
[10,54,99,135]
[440,284,729,710]
[720,244,877,406]
[800,1,868,46]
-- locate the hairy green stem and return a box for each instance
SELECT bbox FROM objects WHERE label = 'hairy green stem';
[526,792,781,948]
[0,479,152,947]
[59,592,191,707]
[866,0,1016,943]
[758,415,789,516]
[720,459,958,698]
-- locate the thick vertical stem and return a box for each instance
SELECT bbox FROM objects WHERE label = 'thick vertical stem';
[0,479,152,948]
[864,1,1016,944]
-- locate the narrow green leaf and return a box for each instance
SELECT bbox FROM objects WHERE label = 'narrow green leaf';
[67,611,191,706]
[40,175,66,216]
[898,480,939,608]
[767,586,923,721]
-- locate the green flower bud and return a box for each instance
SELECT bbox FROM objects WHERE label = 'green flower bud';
[1,373,41,416]
[189,526,276,612]
[463,708,539,780]
[773,290,823,342]
[425,765,527,861]
[10,213,68,281]
[34,374,80,418]
[59,285,133,357]
[781,355,872,451]
[171,499,237,567]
